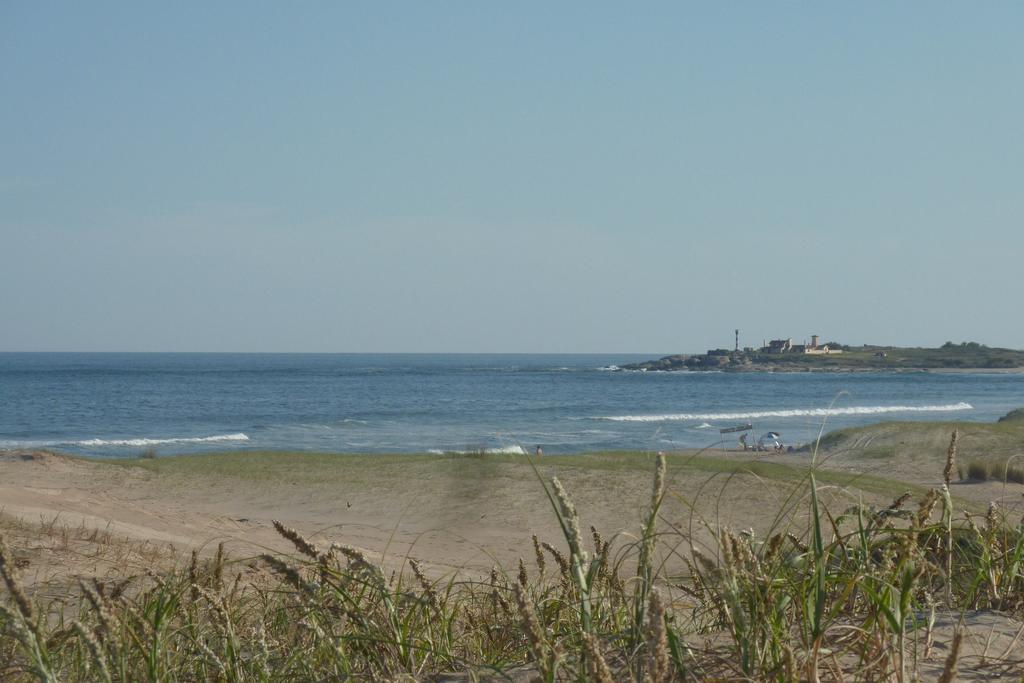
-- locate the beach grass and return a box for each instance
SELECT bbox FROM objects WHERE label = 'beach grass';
[4,432,1024,680]
[815,418,1024,461]
[112,448,921,500]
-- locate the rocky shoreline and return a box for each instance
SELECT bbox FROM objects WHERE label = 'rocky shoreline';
[620,346,1024,373]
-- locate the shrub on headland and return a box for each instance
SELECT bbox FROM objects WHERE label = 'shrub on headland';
[998,407,1024,423]
[2,433,1023,680]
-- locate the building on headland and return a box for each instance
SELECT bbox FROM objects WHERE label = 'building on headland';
[761,334,842,355]
[803,333,842,354]
[764,338,794,354]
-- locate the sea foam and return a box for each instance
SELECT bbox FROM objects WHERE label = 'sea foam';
[427,445,528,455]
[75,433,250,447]
[598,402,974,423]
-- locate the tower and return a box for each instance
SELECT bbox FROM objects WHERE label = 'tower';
[811,334,820,349]
[735,329,739,352]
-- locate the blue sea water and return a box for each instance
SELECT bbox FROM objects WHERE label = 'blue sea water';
[0,353,1021,457]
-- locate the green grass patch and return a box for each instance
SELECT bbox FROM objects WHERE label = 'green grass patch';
[104,448,919,501]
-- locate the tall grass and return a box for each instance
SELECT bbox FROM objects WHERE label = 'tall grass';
[958,458,1024,484]
[2,434,1023,680]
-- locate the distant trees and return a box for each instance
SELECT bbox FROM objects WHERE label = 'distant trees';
[941,341,988,350]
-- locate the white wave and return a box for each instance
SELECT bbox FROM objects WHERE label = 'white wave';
[489,445,528,454]
[0,439,58,449]
[692,422,715,429]
[427,445,528,455]
[606,367,704,374]
[75,433,250,447]
[597,402,974,423]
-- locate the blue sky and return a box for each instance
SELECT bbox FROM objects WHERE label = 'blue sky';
[2,4,1022,352]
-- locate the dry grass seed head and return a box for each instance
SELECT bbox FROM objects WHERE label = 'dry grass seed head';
[943,428,959,486]
[782,642,797,679]
[888,492,912,511]
[582,632,615,683]
[487,567,511,613]
[764,533,785,562]
[194,584,230,627]
[985,501,999,534]
[213,541,225,590]
[915,489,940,527]
[409,559,440,613]
[330,543,384,585]
[591,525,605,556]
[719,528,738,570]
[786,532,808,553]
[652,452,666,508]
[531,534,546,577]
[551,477,587,563]
[691,548,718,579]
[254,623,271,677]
[512,583,547,664]
[196,636,228,677]
[0,537,34,623]
[79,580,115,639]
[645,588,670,683]
[272,520,320,560]
[73,620,111,682]
[541,542,570,577]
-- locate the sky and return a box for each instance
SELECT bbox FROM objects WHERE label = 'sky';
[2,3,1022,353]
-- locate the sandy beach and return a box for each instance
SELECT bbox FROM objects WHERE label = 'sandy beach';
[4,415,1022,586]
[1,449,882,585]
[3,419,1024,679]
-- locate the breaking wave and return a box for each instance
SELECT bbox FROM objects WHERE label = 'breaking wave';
[427,445,528,455]
[597,402,974,423]
[74,433,250,447]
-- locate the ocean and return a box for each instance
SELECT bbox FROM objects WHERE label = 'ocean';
[0,353,1021,457]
